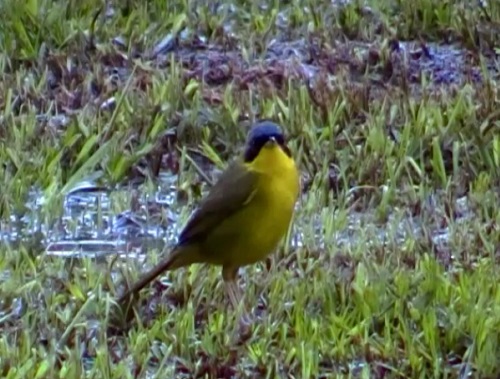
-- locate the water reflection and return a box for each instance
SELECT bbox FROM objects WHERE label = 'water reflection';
[0,172,181,260]
[0,170,475,268]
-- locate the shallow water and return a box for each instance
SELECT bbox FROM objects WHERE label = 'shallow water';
[0,166,474,271]
[0,172,180,261]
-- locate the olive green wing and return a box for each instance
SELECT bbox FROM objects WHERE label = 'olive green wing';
[177,161,258,245]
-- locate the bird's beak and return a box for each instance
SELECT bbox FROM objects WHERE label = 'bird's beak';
[265,136,277,147]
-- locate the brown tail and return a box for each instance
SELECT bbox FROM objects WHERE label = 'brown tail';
[117,245,200,306]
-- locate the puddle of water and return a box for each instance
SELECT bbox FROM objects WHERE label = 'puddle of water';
[0,167,476,268]
[292,191,475,262]
[0,172,182,261]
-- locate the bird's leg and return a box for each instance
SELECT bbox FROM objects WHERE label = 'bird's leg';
[225,280,242,309]
[222,266,252,326]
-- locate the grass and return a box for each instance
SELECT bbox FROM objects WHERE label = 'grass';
[1,0,500,377]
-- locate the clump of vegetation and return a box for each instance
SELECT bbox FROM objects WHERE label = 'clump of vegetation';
[0,0,499,377]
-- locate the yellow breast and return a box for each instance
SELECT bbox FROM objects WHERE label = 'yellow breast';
[246,144,299,258]
[249,142,300,218]
[228,143,299,263]
[199,142,299,266]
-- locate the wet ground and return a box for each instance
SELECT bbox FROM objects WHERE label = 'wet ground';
[1,21,498,263]
[0,17,499,274]
[0,170,479,277]
[1,175,176,259]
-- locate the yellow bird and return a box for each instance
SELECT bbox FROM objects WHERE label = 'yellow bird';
[117,121,300,318]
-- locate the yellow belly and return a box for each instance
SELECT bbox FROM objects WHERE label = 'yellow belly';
[200,147,299,266]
